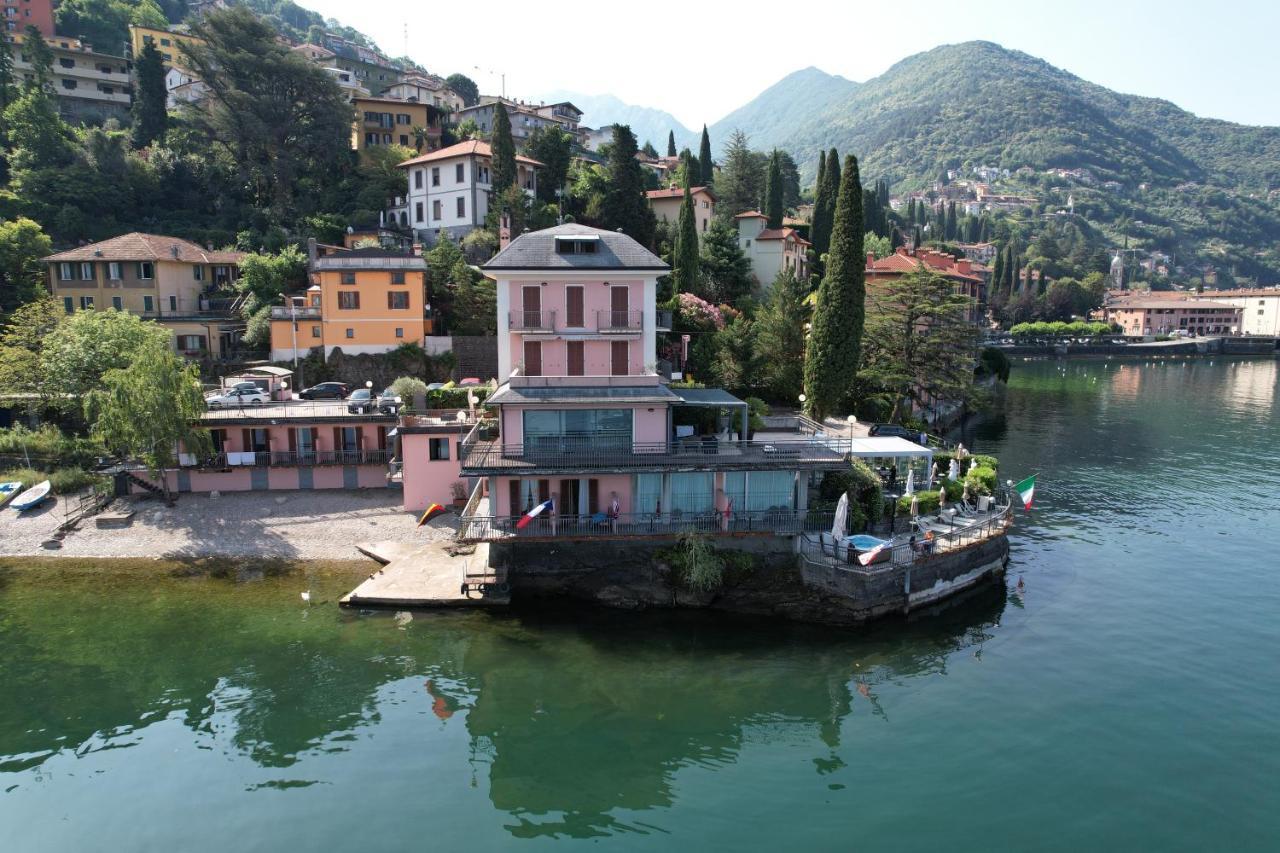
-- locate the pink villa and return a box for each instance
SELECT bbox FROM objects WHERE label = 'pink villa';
[441,223,849,542]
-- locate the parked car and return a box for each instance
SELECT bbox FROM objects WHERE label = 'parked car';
[377,388,402,414]
[868,423,918,439]
[205,387,269,408]
[346,388,374,414]
[230,381,264,394]
[299,382,350,400]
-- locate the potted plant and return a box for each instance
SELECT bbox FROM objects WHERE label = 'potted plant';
[450,480,468,509]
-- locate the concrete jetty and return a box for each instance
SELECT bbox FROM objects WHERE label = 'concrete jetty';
[339,539,508,608]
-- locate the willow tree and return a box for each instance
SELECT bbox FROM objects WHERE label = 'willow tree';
[87,338,211,503]
[803,154,864,419]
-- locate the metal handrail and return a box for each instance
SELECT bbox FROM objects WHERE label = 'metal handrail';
[456,507,836,542]
[596,309,643,331]
[270,305,322,319]
[461,435,849,470]
[509,309,556,331]
[201,401,398,420]
[797,502,1012,575]
[193,449,394,468]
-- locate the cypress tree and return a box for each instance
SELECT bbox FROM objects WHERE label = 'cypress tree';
[131,41,168,148]
[803,154,865,419]
[491,103,517,194]
[764,149,784,228]
[814,154,826,205]
[673,172,700,294]
[991,246,1006,297]
[667,130,676,157]
[601,124,656,247]
[699,124,713,185]
[811,148,840,262]
[877,179,889,210]
[945,201,957,241]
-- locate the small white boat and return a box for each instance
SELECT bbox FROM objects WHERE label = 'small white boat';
[10,480,52,512]
[0,481,22,508]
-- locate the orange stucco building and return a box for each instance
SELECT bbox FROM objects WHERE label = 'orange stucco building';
[270,247,430,360]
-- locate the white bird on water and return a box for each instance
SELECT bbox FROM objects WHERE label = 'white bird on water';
[300,590,311,602]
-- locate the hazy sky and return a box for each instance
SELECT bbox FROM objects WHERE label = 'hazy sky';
[303,0,1279,129]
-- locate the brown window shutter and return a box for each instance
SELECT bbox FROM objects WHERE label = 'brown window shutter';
[377,426,387,450]
[333,427,341,452]
[566,286,583,326]
[508,480,521,516]
[567,340,584,376]
[288,429,297,453]
[356,429,364,451]
[560,479,574,515]
[588,478,599,514]
[538,479,550,503]
[241,429,251,451]
[524,340,541,376]
[611,340,628,376]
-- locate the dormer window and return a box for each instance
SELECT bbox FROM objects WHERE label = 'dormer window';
[555,236,599,255]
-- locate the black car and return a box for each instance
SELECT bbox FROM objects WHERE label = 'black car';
[346,388,374,414]
[376,388,402,415]
[868,423,919,440]
[299,382,350,400]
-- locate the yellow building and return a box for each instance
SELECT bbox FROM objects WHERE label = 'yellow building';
[127,25,206,65]
[269,248,430,360]
[44,233,245,357]
[352,96,444,157]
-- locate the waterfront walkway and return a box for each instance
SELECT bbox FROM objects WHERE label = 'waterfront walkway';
[340,540,507,608]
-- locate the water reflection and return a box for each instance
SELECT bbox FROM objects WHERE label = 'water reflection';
[0,572,1005,838]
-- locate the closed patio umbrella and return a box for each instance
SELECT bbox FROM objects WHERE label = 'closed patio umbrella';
[910,494,919,518]
[831,492,849,542]
[904,468,915,495]
[928,462,938,489]
[948,458,960,482]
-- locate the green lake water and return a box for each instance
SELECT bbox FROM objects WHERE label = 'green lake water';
[2,358,1278,851]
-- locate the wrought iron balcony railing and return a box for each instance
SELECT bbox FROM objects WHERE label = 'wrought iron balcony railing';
[192,449,394,468]
[597,309,643,332]
[509,309,556,331]
[458,507,835,542]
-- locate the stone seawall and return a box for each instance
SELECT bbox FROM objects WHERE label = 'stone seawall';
[490,534,1009,627]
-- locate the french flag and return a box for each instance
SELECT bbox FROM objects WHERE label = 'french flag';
[516,498,554,529]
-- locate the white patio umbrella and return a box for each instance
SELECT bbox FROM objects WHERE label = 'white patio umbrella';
[938,487,947,511]
[904,468,915,495]
[910,494,919,518]
[831,492,849,542]
[948,457,960,482]
[928,462,938,489]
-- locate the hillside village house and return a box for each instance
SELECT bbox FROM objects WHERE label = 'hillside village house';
[395,140,541,244]
[351,95,443,155]
[735,211,811,285]
[269,245,430,361]
[382,73,463,112]
[44,233,245,357]
[289,44,370,98]
[458,98,585,144]
[646,187,716,239]
[127,24,205,64]
[1195,289,1280,336]
[426,223,853,542]
[1107,298,1242,336]
[865,247,988,325]
[3,0,54,35]
[9,31,131,123]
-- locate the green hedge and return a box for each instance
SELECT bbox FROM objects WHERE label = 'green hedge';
[1009,320,1114,338]
[965,465,997,495]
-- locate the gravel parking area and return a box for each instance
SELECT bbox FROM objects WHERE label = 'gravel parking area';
[0,489,458,561]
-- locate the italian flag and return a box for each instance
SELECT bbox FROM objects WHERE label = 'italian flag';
[1014,475,1036,510]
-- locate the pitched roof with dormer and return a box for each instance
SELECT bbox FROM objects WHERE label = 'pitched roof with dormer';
[482,224,667,272]
[755,227,810,245]
[43,233,244,264]
[396,140,542,169]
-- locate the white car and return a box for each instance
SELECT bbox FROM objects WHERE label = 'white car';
[205,387,270,408]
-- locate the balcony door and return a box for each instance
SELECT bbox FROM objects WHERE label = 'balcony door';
[567,340,585,376]
[565,285,584,327]
[609,285,629,328]
[523,340,542,376]
[610,340,629,376]
[521,285,541,328]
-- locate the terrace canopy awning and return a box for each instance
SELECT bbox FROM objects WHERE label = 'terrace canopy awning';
[847,437,933,481]
[670,387,750,438]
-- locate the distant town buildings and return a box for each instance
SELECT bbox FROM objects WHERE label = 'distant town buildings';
[865,247,987,325]
[3,0,54,36]
[9,30,131,123]
[1106,298,1242,336]
[351,95,444,156]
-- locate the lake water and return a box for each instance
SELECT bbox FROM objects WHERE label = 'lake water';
[2,358,1278,851]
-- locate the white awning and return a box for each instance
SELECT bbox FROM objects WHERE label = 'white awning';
[847,437,933,458]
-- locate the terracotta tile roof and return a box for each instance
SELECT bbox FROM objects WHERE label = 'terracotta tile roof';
[755,227,810,245]
[866,249,982,283]
[645,186,715,201]
[44,233,245,264]
[734,210,767,219]
[397,140,542,168]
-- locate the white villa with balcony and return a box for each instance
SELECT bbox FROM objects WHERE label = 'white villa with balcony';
[395,140,541,245]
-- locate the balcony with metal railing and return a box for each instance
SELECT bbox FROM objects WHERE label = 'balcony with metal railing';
[457,506,835,543]
[458,430,851,474]
[190,449,394,469]
[597,309,643,333]
[270,305,322,319]
[509,309,556,331]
